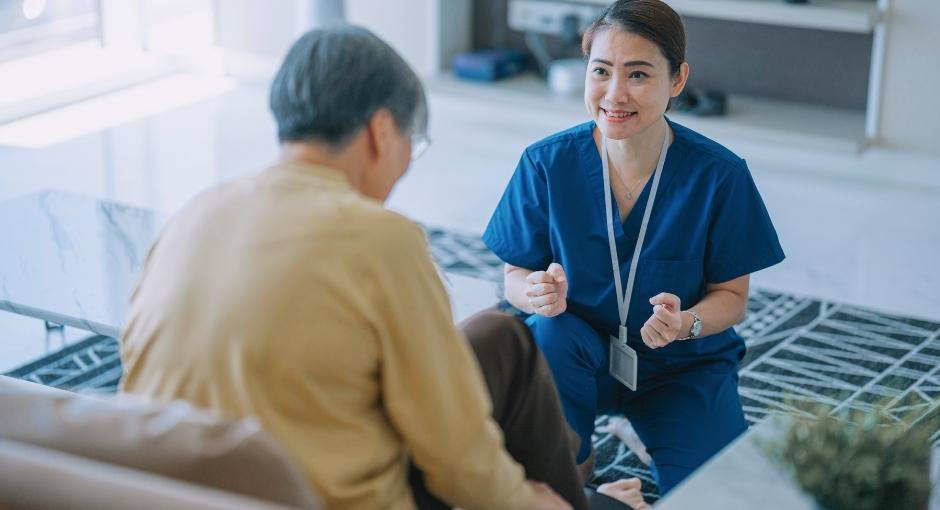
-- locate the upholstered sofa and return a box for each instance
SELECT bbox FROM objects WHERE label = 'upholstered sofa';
[0,375,321,510]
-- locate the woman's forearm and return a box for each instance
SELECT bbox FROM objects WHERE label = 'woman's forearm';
[681,276,749,339]
[506,262,748,339]
[504,264,536,314]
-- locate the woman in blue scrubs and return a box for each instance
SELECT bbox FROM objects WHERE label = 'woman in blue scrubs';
[483,0,785,497]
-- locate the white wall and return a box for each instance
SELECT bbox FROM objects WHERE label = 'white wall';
[345,0,471,77]
[214,0,299,58]
[213,0,468,80]
[878,0,940,156]
[213,0,345,80]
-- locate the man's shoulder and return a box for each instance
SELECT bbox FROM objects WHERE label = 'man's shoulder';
[358,207,427,251]
[319,195,424,257]
[177,172,263,215]
[173,172,428,262]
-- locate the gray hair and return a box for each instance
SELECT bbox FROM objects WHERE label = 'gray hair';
[269,25,428,149]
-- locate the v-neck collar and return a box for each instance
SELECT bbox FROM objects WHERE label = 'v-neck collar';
[581,118,679,246]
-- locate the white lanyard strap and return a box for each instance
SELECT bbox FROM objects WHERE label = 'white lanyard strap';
[601,124,670,342]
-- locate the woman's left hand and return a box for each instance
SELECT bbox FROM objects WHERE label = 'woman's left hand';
[641,293,683,349]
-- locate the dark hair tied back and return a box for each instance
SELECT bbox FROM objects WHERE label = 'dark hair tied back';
[582,0,686,76]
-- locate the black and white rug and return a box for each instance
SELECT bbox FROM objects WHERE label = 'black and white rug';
[6,226,940,501]
[4,332,121,393]
[591,290,940,500]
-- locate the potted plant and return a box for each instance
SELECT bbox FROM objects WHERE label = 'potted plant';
[766,399,938,510]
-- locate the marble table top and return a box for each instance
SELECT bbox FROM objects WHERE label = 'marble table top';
[656,418,818,509]
[0,190,166,338]
[659,416,940,510]
[0,190,499,338]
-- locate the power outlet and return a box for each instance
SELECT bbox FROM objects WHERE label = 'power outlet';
[507,0,603,37]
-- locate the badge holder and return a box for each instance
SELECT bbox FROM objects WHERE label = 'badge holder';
[609,325,637,391]
[600,123,669,392]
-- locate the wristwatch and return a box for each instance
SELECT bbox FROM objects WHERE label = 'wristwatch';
[679,310,702,340]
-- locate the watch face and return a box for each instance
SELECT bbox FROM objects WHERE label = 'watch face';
[691,317,703,337]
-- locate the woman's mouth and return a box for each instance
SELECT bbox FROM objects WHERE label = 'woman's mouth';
[600,108,637,122]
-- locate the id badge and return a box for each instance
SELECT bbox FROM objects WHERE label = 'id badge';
[609,325,637,391]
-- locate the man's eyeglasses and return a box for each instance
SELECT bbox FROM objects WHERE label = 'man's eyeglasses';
[411,133,431,161]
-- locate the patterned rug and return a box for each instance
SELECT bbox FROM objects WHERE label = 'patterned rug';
[4,332,120,393]
[6,226,940,502]
[591,290,940,501]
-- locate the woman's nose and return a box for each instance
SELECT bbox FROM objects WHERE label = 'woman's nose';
[604,75,630,105]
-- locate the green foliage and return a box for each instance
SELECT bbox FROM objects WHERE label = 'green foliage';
[766,398,938,510]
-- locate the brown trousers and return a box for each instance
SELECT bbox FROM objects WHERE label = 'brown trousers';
[409,310,589,510]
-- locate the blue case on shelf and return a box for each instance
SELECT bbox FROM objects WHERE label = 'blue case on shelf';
[451,48,528,82]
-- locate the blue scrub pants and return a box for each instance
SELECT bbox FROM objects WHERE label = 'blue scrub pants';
[526,312,748,495]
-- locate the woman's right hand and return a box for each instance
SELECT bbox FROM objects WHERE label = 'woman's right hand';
[525,263,568,317]
[527,481,573,510]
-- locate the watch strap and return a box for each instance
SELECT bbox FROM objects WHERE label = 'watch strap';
[677,309,702,341]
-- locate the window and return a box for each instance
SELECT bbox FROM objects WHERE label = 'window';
[0,0,216,128]
[0,0,99,64]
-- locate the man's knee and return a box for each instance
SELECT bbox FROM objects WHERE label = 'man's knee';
[461,310,534,371]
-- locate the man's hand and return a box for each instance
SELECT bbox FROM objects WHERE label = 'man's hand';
[527,481,573,510]
[597,478,651,509]
[525,263,568,317]
[641,292,683,349]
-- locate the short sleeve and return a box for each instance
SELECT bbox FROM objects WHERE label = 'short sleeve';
[482,149,553,271]
[705,161,785,283]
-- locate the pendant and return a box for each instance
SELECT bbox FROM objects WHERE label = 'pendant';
[625,191,634,200]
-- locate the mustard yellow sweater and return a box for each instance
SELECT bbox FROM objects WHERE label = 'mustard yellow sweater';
[121,163,533,510]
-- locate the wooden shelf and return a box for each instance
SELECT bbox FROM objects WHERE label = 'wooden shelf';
[427,73,868,153]
[667,93,868,153]
[573,0,881,34]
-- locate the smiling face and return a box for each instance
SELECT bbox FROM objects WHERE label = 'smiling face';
[585,27,688,141]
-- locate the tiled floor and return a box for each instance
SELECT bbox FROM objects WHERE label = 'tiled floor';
[1,73,939,372]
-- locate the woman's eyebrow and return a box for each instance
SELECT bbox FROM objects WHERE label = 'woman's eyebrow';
[589,58,654,68]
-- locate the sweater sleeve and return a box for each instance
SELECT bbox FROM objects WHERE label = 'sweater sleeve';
[368,217,534,510]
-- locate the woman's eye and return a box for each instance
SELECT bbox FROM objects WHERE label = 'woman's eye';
[592,67,609,76]
[629,71,648,79]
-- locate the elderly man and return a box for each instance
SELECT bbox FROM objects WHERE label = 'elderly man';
[120,26,649,510]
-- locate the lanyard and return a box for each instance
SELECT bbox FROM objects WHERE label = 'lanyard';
[601,124,670,346]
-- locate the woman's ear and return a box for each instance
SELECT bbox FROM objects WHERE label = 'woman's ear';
[671,62,690,98]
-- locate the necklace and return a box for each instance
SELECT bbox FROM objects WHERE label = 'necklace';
[612,168,652,200]
[603,123,670,201]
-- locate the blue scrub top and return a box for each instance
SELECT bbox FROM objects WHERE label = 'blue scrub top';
[483,118,785,365]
